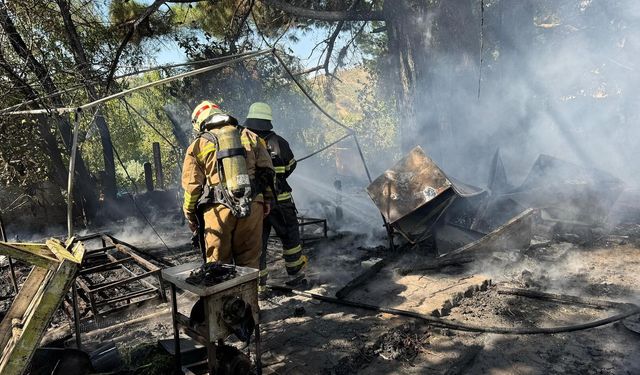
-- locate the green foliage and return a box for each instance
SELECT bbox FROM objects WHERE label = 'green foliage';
[0,118,53,187]
[304,68,400,164]
[80,71,187,194]
[108,0,175,43]
[116,160,145,192]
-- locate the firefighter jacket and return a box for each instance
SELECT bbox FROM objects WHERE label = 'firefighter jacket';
[255,130,296,202]
[181,128,274,227]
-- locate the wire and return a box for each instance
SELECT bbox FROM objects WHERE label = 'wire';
[111,142,174,255]
[0,52,255,115]
[112,143,140,194]
[271,49,391,246]
[271,51,353,135]
[120,98,180,150]
[297,132,352,163]
[3,49,273,116]
[270,50,375,182]
[478,0,485,100]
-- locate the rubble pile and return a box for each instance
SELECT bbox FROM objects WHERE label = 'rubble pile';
[331,323,431,374]
[0,146,638,374]
[367,146,625,257]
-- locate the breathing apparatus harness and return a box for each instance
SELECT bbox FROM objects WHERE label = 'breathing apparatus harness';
[195,114,253,219]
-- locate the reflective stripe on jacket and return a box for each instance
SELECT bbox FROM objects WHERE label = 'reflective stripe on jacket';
[255,130,296,202]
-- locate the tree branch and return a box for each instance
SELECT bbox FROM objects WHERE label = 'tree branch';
[293,65,323,76]
[55,0,98,98]
[0,3,59,98]
[259,0,383,22]
[324,21,344,75]
[103,0,166,95]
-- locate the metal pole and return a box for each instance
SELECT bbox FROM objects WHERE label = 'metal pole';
[352,134,395,250]
[351,134,373,184]
[67,110,82,239]
[72,283,82,349]
[0,210,18,293]
[254,323,262,375]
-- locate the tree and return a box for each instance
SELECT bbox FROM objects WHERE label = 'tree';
[0,0,100,217]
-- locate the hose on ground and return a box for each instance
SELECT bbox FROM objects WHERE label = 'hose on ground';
[269,285,640,335]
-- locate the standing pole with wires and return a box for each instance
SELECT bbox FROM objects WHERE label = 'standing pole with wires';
[271,50,395,250]
[0,209,18,293]
[67,109,82,238]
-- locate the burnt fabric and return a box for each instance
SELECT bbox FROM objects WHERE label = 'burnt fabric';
[186,262,237,286]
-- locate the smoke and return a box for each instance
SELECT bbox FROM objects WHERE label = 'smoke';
[467,241,640,306]
[407,0,640,189]
[162,1,640,248]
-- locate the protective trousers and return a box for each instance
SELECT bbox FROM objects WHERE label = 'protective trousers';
[259,200,303,288]
[202,201,263,269]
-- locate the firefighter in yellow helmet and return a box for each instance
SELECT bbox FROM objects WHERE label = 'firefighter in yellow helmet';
[182,101,275,268]
[244,102,308,292]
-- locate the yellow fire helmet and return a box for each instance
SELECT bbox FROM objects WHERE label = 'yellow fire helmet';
[191,101,224,132]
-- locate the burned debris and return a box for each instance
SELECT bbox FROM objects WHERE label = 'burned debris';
[71,233,166,323]
[1,143,638,375]
[366,146,625,258]
[3,149,639,374]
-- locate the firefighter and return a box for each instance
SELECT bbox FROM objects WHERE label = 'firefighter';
[182,101,274,269]
[244,102,308,292]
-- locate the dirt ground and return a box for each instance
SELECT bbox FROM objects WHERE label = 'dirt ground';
[256,227,640,375]
[1,221,640,374]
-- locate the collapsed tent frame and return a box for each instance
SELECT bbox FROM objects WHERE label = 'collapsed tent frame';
[3,48,387,245]
[71,233,166,322]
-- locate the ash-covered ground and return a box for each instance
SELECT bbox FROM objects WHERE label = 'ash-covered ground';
[1,217,639,374]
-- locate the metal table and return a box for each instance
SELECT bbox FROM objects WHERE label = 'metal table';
[162,262,261,375]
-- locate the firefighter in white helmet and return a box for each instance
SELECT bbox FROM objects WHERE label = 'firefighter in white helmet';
[244,102,308,292]
[182,101,274,268]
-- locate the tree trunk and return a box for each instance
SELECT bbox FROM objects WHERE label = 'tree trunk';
[383,0,428,153]
[0,3,99,219]
[56,0,118,200]
[384,0,479,158]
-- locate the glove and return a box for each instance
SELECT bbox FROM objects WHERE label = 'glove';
[191,231,200,250]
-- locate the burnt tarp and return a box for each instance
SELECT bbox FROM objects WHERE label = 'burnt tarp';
[469,149,524,234]
[366,147,485,242]
[487,149,513,194]
[501,154,624,225]
[439,209,535,259]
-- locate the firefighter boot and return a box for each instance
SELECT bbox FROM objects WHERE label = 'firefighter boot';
[285,255,308,286]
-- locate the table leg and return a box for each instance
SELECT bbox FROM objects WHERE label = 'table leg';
[255,323,262,375]
[171,284,182,374]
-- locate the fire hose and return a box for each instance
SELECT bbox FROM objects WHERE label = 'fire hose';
[269,285,640,335]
